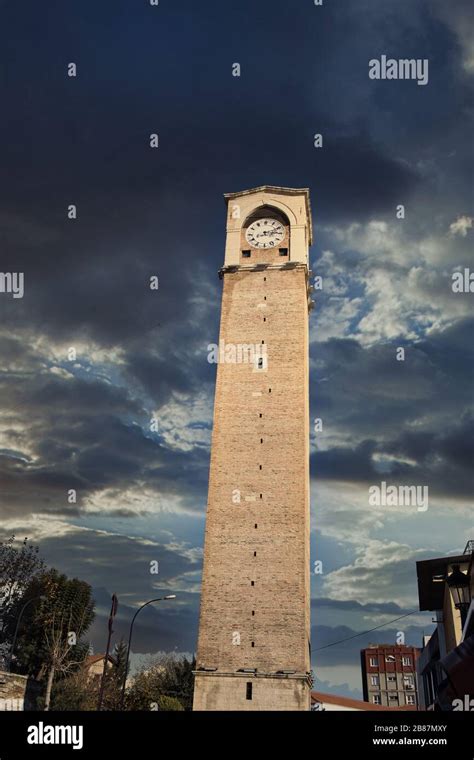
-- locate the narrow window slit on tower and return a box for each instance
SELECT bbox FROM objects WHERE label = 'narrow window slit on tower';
[263,317,266,322]
[260,493,262,499]
[259,465,262,470]
[254,551,257,556]
[257,358,263,369]
[242,250,251,258]
[254,524,257,529]
[259,413,262,418]
[246,682,253,700]
[251,642,255,647]
[252,610,255,616]
[251,580,255,586]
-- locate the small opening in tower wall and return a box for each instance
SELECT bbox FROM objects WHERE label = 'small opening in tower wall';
[263,317,266,322]
[251,580,255,586]
[246,682,253,700]
[259,464,262,470]
[264,277,266,282]
[254,524,257,529]
[252,610,255,616]
[257,358,263,369]
[254,551,257,556]
[259,413,262,418]
[242,250,251,258]
[251,642,255,647]
[260,438,263,444]
[279,248,288,256]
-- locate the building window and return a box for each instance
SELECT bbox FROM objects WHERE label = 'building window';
[389,695,398,702]
[254,524,257,529]
[402,656,412,666]
[254,551,257,556]
[373,695,381,705]
[404,676,414,688]
[264,277,266,282]
[370,675,379,686]
[406,694,415,705]
[385,655,396,663]
[257,358,263,369]
[259,465,262,470]
[242,250,251,258]
[246,682,252,700]
[251,642,255,647]
[260,493,262,499]
[369,657,377,667]
[252,611,255,616]
[263,317,266,322]
[259,413,263,418]
[387,675,396,683]
[251,581,254,586]
[279,248,288,256]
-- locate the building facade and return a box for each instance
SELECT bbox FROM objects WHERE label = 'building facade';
[416,542,474,710]
[193,186,313,711]
[361,644,420,708]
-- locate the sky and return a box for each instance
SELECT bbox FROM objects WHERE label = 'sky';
[0,0,473,699]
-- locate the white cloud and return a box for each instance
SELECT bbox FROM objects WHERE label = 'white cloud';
[449,215,473,237]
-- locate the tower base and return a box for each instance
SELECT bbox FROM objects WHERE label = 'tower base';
[193,672,311,711]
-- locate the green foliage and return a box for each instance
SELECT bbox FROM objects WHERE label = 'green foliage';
[125,655,195,711]
[0,535,45,666]
[156,695,184,711]
[6,568,94,678]
[47,669,97,711]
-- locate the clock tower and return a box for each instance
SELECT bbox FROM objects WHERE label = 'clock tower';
[193,186,313,711]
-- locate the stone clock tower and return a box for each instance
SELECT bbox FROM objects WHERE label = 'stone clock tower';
[193,186,313,711]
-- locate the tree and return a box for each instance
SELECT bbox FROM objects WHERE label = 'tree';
[98,638,128,711]
[125,655,195,711]
[0,535,45,667]
[6,568,94,709]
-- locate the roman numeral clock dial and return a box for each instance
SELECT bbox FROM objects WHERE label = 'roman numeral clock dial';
[245,218,285,249]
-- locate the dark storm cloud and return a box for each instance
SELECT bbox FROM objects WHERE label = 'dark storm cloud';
[310,319,474,498]
[0,338,211,518]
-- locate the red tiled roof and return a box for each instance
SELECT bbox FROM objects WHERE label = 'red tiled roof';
[84,654,117,667]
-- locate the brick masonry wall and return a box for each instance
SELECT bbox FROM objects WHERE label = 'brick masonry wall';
[194,258,310,710]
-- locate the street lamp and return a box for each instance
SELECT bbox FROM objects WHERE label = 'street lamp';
[120,595,176,709]
[8,595,47,671]
[446,564,471,627]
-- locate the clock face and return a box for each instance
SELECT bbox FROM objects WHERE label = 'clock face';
[245,218,285,249]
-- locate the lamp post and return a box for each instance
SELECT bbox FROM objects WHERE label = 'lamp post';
[8,595,46,671]
[446,564,471,628]
[120,595,176,710]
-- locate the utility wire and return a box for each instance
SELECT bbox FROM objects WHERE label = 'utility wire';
[313,611,420,651]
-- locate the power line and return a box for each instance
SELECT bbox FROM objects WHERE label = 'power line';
[313,611,420,651]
